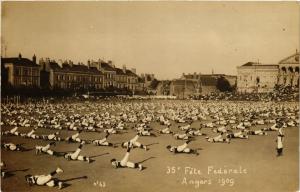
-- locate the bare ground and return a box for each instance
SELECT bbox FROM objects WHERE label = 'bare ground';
[1,119,299,192]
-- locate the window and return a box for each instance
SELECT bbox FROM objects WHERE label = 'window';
[15,68,21,76]
[24,68,28,76]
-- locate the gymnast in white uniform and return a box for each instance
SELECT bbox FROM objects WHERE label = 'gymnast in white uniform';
[110,146,143,171]
[25,167,64,189]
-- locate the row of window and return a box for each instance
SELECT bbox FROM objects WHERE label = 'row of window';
[55,74,103,83]
[54,73,137,84]
[105,73,116,79]
[14,67,39,76]
[55,83,103,89]
[14,77,39,86]
[239,75,276,81]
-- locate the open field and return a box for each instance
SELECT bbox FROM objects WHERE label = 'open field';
[1,100,299,192]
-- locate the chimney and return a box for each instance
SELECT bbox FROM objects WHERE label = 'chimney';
[32,54,36,64]
[18,53,22,59]
[39,58,45,70]
[57,60,63,68]
[68,60,73,67]
[108,60,113,67]
[45,58,50,64]
[87,60,91,68]
[122,65,126,73]
[131,68,136,74]
[151,74,155,80]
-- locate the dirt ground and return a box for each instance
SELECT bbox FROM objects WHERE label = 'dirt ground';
[1,105,299,192]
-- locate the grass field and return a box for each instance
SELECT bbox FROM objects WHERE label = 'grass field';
[1,104,299,192]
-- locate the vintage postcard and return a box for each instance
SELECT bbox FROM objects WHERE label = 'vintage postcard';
[1,1,299,192]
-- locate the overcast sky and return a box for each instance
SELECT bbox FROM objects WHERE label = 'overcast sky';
[2,2,299,79]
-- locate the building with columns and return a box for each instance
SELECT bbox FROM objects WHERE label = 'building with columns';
[277,51,299,87]
[237,51,299,93]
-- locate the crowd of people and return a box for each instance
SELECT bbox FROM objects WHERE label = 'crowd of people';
[190,86,299,102]
[1,98,299,190]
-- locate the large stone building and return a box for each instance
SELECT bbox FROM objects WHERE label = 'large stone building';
[170,79,200,99]
[114,67,128,89]
[2,54,142,93]
[1,54,40,87]
[237,51,299,93]
[88,60,116,88]
[88,60,139,92]
[40,58,104,90]
[278,51,299,87]
[237,62,279,93]
[181,73,236,95]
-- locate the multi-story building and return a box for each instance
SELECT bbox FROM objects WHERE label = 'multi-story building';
[156,80,171,95]
[89,61,139,92]
[237,51,299,93]
[140,73,156,87]
[1,54,40,87]
[3,54,144,94]
[137,77,146,92]
[89,60,116,89]
[125,69,139,92]
[237,62,278,93]
[278,51,299,87]
[40,58,104,90]
[115,66,128,89]
[181,73,236,95]
[170,79,200,99]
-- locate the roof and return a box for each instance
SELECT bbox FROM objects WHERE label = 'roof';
[115,68,126,75]
[125,69,138,77]
[171,79,198,87]
[242,62,259,66]
[51,63,103,75]
[138,77,145,83]
[1,57,39,67]
[241,62,278,67]
[279,52,299,64]
[100,62,115,71]
[184,74,200,79]
[200,76,218,86]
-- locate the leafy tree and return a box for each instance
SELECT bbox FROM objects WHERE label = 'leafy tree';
[216,76,232,92]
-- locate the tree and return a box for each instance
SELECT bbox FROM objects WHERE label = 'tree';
[149,79,159,89]
[216,76,232,92]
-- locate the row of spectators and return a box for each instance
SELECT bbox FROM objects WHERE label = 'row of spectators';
[189,85,299,102]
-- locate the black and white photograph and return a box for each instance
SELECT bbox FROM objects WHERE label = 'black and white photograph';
[1,1,299,192]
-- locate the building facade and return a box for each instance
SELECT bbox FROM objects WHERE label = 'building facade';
[115,67,128,89]
[278,51,299,87]
[181,73,236,95]
[2,54,40,87]
[125,69,139,92]
[237,62,278,93]
[237,51,299,93]
[170,79,200,99]
[40,59,104,90]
